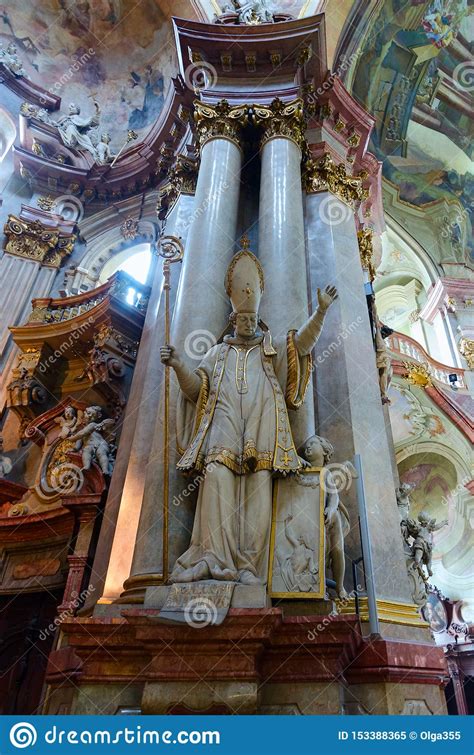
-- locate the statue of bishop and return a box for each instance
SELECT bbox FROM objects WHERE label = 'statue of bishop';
[161,243,337,586]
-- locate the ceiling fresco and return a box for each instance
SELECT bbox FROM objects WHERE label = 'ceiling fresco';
[0,1,199,147]
[339,0,473,258]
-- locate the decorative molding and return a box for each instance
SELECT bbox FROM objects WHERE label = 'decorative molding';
[157,154,199,220]
[304,152,368,205]
[337,598,428,627]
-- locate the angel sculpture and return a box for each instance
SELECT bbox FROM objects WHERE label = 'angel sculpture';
[53,405,83,441]
[68,406,115,475]
[401,511,448,579]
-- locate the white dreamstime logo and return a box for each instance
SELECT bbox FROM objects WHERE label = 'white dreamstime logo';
[184,61,218,92]
[43,462,84,495]
[54,194,84,223]
[10,722,37,749]
[323,462,355,493]
[453,61,474,92]
[184,597,218,628]
[318,195,352,226]
[184,329,216,360]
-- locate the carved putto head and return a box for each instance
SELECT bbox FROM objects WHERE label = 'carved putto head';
[301,434,334,466]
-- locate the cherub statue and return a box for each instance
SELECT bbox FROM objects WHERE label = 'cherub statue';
[299,434,355,598]
[96,132,115,165]
[67,406,115,475]
[53,405,83,441]
[402,510,448,579]
[279,514,318,592]
[396,481,413,521]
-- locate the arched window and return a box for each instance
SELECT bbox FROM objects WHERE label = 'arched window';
[99,243,153,304]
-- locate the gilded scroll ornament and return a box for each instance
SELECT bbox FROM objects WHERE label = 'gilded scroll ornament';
[252,97,305,150]
[459,337,474,369]
[194,99,248,149]
[304,153,368,205]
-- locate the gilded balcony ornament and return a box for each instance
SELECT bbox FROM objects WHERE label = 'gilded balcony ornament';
[193,99,248,149]
[459,337,474,369]
[404,361,433,388]
[357,227,376,282]
[252,97,306,150]
[3,215,74,268]
[304,153,369,206]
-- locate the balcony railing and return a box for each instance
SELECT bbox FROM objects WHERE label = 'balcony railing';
[387,331,466,389]
[26,271,150,325]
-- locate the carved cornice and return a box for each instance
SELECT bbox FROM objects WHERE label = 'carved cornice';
[193,99,248,149]
[357,227,376,281]
[3,214,75,268]
[303,152,368,206]
[251,97,306,150]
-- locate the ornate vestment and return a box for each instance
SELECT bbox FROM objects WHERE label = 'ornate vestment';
[176,331,311,476]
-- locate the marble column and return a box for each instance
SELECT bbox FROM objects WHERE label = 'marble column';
[93,194,194,607]
[256,99,314,447]
[306,190,414,606]
[122,103,246,598]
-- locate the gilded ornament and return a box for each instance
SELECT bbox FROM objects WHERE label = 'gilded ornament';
[3,215,74,268]
[357,227,376,281]
[404,361,433,388]
[194,99,248,149]
[459,338,474,369]
[304,153,368,205]
[252,97,306,150]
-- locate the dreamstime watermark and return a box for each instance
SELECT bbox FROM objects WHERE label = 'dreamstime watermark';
[39,316,94,373]
[318,194,353,226]
[39,49,96,105]
[314,316,363,366]
[453,60,474,92]
[323,462,357,494]
[184,329,217,360]
[440,475,470,507]
[39,585,95,641]
[41,461,85,496]
[184,596,218,628]
[307,585,363,639]
[306,52,361,106]
[10,722,37,749]
[184,60,218,92]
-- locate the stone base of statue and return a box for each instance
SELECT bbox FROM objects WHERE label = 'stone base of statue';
[43,608,447,715]
[145,580,270,619]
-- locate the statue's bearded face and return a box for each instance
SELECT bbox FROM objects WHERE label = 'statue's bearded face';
[235,313,258,339]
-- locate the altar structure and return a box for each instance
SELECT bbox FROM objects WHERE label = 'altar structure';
[0,1,472,717]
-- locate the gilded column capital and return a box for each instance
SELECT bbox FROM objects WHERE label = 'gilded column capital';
[252,97,306,151]
[357,226,376,282]
[304,152,369,206]
[3,215,75,268]
[193,99,248,150]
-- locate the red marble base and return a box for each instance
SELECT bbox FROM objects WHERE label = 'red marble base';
[46,608,447,695]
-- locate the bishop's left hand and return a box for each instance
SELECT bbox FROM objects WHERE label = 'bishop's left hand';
[317,285,338,312]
